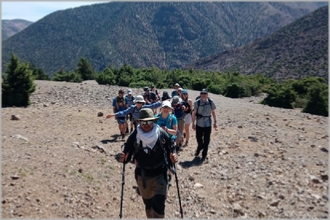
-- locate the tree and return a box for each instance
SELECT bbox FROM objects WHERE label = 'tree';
[2,54,36,107]
[75,58,95,80]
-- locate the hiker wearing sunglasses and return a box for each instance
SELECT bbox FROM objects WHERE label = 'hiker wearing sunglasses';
[192,89,217,161]
[117,108,178,218]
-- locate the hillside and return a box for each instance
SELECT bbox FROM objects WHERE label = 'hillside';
[1,80,328,218]
[2,19,33,40]
[1,2,327,77]
[187,6,328,81]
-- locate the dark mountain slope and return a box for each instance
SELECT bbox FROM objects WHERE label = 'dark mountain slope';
[2,19,33,40]
[187,6,328,81]
[2,2,327,76]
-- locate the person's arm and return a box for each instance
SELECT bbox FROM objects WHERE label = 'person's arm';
[118,130,137,163]
[106,106,134,118]
[191,109,197,130]
[143,101,162,109]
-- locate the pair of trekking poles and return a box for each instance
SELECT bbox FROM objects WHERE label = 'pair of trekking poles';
[118,149,183,218]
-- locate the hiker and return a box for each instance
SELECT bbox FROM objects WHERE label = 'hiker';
[181,90,193,146]
[143,86,158,113]
[191,89,217,161]
[106,95,161,130]
[125,89,136,133]
[156,100,178,143]
[171,96,187,149]
[150,85,160,101]
[161,91,171,101]
[117,108,179,218]
[171,83,180,97]
[112,89,128,139]
[177,87,183,98]
[155,100,178,189]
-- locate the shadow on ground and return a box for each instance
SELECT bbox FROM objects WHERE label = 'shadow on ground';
[178,157,204,168]
[101,134,125,143]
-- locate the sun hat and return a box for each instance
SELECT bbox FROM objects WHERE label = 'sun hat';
[138,108,159,121]
[134,95,145,103]
[182,90,188,94]
[163,91,168,96]
[178,87,183,91]
[174,83,180,87]
[171,96,181,105]
[162,100,173,109]
[127,89,132,94]
[200,88,208,94]
[144,87,149,91]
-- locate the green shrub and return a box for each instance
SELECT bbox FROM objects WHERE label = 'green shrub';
[303,84,328,116]
[261,84,296,109]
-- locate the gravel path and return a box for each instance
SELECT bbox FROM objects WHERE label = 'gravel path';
[1,80,328,218]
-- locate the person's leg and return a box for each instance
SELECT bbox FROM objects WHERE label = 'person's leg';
[137,175,155,218]
[195,125,203,156]
[202,126,212,160]
[178,119,184,145]
[130,113,134,132]
[152,174,168,218]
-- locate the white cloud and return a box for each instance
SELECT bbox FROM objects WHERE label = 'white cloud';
[2,1,107,22]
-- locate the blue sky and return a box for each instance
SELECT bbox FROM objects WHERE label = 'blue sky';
[1,1,107,22]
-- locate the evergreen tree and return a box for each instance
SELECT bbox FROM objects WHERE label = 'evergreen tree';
[75,58,95,80]
[2,54,36,107]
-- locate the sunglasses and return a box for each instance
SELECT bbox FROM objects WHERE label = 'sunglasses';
[140,120,154,125]
[200,93,208,95]
[136,102,144,104]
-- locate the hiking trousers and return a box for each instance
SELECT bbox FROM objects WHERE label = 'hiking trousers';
[195,125,212,158]
[137,173,168,218]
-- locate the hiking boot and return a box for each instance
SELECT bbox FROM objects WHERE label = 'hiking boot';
[194,150,200,157]
[201,156,208,161]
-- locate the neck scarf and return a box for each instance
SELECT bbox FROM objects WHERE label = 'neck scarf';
[136,124,159,150]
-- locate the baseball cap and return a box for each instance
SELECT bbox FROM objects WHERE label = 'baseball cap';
[162,100,173,109]
[201,88,208,94]
[127,89,132,94]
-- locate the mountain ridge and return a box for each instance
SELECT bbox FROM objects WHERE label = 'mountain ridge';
[2,2,327,77]
[186,6,328,81]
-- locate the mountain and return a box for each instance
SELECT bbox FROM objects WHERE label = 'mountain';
[187,6,328,81]
[2,19,33,40]
[1,2,327,76]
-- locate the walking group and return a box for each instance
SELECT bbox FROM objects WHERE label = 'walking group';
[106,83,217,218]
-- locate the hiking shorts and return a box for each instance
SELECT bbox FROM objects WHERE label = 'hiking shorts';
[137,173,168,199]
[184,113,192,124]
[116,117,126,124]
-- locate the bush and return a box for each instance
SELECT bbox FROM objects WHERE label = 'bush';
[303,84,328,116]
[261,84,296,109]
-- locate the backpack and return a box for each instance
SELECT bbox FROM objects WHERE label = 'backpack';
[115,96,126,111]
[131,128,175,188]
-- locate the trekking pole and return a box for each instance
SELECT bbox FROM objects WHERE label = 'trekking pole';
[169,139,183,218]
[173,164,183,218]
[119,158,126,218]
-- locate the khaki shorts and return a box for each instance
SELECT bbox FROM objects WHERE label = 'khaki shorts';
[137,174,168,199]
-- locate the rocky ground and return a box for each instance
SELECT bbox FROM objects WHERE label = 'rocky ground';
[1,80,328,218]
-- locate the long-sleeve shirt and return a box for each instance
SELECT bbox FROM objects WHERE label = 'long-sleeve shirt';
[115,101,162,121]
